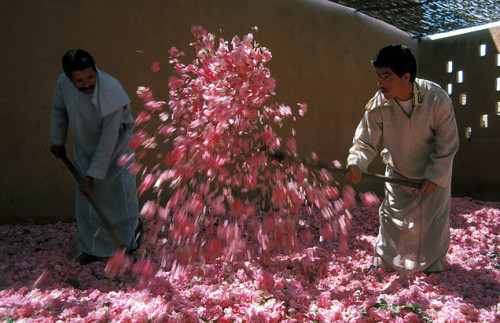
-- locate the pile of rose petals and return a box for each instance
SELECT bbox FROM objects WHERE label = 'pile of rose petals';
[1,197,498,322]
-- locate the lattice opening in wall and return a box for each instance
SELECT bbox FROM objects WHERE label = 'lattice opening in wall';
[446,61,453,73]
[497,77,500,91]
[447,83,453,95]
[457,70,463,83]
[465,127,472,139]
[497,54,500,67]
[480,115,488,128]
[497,102,500,115]
[480,44,487,57]
[459,93,467,105]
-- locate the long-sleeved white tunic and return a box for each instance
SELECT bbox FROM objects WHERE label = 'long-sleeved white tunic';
[51,69,139,257]
[347,78,459,274]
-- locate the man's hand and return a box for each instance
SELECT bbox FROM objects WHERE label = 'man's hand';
[50,145,66,158]
[79,176,94,196]
[345,165,362,183]
[418,179,437,195]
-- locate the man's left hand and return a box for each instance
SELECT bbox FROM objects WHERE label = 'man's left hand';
[418,179,437,195]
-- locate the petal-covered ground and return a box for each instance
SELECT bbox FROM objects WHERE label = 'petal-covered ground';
[0,197,498,322]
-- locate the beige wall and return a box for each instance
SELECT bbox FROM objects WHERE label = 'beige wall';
[419,27,500,201]
[0,0,417,224]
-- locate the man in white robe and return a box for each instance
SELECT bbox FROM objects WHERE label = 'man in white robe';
[345,45,459,275]
[50,49,140,263]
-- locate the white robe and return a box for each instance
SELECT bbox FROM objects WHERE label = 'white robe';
[347,79,459,274]
[51,69,139,257]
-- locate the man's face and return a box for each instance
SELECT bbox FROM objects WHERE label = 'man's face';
[70,67,97,94]
[375,67,411,100]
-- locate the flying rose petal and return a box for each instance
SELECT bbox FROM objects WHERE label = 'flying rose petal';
[151,61,160,72]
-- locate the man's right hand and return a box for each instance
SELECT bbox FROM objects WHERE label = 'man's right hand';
[79,176,94,196]
[345,165,362,183]
[50,145,66,159]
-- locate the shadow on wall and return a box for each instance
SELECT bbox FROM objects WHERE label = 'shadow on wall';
[420,26,500,201]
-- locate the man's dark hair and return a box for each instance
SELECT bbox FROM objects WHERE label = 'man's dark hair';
[371,45,416,82]
[62,49,96,78]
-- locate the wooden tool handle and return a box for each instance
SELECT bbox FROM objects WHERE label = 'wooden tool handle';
[60,154,125,248]
[270,151,422,189]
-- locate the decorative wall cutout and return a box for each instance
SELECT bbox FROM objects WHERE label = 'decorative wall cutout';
[465,127,472,139]
[459,93,467,105]
[446,61,453,73]
[479,44,487,56]
[480,114,488,128]
[442,39,497,142]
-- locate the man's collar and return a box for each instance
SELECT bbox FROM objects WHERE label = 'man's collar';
[413,80,423,105]
[91,69,100,105]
